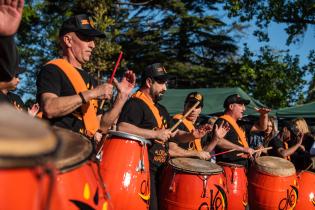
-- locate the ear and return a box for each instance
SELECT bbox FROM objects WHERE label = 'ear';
[228,104,234,110]
[63,34,72,48]
[145,77,153,88]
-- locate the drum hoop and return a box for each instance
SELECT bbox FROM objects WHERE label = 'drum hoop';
[108,130,152,145]
[217,161,245,168]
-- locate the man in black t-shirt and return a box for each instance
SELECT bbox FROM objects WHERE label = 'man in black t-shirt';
[215,94,270,166]
[37,14,135,140]
[117,64,222,210]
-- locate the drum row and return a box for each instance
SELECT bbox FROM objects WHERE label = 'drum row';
[0,105,314,210]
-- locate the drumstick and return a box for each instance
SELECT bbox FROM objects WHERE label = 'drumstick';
[236,146,273,157]
[100,51,123,109]
[210,149,236,157]
[154,101,200,145]
[170,101,200,132]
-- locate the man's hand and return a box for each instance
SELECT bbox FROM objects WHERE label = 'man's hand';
[155,128,173,143]
[192,124,212,139]
[28,103,39,117]
[213,121,230,141]
[197,151,211,160]
[0,0,24,36]
[93,83,114,100]
[114,70,136,98]
[255,107,271,115]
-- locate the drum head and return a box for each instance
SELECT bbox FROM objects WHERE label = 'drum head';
[108,130,151,146]
[255,156,296,176]
[169,158,223,175]
[52,127,93,173]
[0,104,58,168]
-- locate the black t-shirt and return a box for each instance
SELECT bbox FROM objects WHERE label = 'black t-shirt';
[36,63,103,134]
[117,98,171,172]
[214,118,253,166]
[0,92,26,111]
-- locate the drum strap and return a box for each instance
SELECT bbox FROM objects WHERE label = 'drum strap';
[132,91,164,129]
[173,114,202,151]
[46,59,99,138]
[220,114,248,148]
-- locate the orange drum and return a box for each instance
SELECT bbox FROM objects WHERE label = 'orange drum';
[218,162,248,209]
[160,158,228,210]
[295,170,315,209]
[0,104,58,210]
[249,156,298,210]
[50,127,112,210]
[100,131,151,210]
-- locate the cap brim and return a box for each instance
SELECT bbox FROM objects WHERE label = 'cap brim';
[76,29,106,38]
[154,74,175,81]
[186,99,203,107]
[241,99,250,105]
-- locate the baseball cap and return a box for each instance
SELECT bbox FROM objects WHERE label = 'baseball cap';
[185,92,204,107]
[141,63,174,82]
[223,94,250,108]
[59,14,105,38]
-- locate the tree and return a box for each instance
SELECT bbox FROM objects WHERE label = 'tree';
[224,0,315,44]
[221,45,306,108]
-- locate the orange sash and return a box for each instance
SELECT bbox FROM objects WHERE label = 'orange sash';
[46,59,99,138]
[284,142,291,161]
[220,114,249,148]
[173,114,202,151]
[132,91,164,129]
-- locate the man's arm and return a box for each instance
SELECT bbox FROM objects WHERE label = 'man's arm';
[168,142,211,160]
[117,122,173,143]
[251,107,271,132]
[216,138,254,155]
[277,133,304,158]
[40,83,113,119]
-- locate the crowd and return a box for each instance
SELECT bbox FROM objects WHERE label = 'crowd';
[1,1,314,210]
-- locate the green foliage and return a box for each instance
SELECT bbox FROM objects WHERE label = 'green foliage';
[224,0,315,45]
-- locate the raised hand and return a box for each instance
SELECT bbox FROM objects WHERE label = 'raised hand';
[213,121,230,140]
[0,0,24,36]
[114,70,136,97]
[192,123,212,139]
[255,107,271,115]
[27,103,39,117]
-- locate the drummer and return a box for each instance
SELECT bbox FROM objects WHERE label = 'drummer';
[214,94,271,167]
[117,63,228,210]
[36,14,136,142]
[267,119,312,170]
[169,92,226,160]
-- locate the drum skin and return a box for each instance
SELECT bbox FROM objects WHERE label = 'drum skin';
[50,127,111,210]
[160,158,227,210]
[218,162,248,210]
[295,170,315,209]
[248,157,298,210]
[100,132,150,210]
[0,167,51,210]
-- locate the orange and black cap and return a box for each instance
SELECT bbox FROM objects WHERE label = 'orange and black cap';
[59,14,105,38]
[185,92,204,107]
[141,63,175,83]
[223,94,250,108]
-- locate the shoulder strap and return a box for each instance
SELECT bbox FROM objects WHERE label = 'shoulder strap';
[220,114,249,148]
[173,114,202,151]
[46,59,99,138]
[132,91,164,129]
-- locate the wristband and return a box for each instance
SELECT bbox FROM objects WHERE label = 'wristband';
[78,92,87,104]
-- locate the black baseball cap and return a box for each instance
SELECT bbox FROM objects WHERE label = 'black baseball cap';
[223,94,250,108]
[185,92,204,107]
[59,14,105,38]
[141,63,174,82]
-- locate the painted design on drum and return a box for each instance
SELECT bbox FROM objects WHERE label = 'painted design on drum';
[278,185,298,210]
[69,185,108,210]
[138,179,150,201]
[198,185,227,210]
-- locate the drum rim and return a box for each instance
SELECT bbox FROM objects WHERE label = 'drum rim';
[254,156,296,176]
[169,157,223,175]
[52,127,93,173]
[108,130,152,145]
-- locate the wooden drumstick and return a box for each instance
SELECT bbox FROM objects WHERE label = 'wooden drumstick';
[236,146,273,157]
[154,101,200,144]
